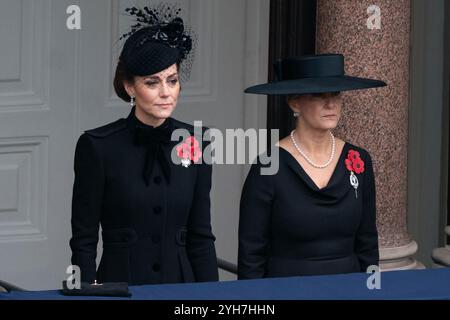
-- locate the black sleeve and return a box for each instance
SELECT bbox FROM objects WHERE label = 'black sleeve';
[238,162,274,279]
[355,151,379,272]
[69,133,105,283]
[186,146,219,282]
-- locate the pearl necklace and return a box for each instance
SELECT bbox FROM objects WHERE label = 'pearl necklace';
[290,130,336,169]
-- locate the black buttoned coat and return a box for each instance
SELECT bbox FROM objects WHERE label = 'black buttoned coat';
[69,108,218,285]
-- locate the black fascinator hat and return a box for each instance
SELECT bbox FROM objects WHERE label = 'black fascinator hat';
[119,4,194,78]
[245,54,386,95]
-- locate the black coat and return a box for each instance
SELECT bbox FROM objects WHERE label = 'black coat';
[69,108,218,285]
[238,143,379,279]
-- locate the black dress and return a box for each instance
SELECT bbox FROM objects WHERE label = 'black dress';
[238,142,379,279]
[69,107,218,285]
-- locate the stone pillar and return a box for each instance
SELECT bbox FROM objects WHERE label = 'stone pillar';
[316,0,423,270]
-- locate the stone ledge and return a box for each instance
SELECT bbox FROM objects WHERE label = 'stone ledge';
[431,247,450,266]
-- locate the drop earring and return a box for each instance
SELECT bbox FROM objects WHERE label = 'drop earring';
[130,96,135,107]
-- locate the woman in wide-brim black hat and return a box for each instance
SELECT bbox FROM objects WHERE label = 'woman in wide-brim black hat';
[238,54,385,279]
[69,4,218,286]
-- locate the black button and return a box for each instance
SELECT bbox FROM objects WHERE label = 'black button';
[153,206,162,215]
[151,234,160,244]
[153,176,162,185]
[152,263,160,272]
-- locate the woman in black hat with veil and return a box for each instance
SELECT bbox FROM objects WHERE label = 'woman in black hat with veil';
[69,5,218,285]
[238,54,386,279]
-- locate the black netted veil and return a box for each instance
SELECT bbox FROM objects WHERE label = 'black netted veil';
[119,3,195,81]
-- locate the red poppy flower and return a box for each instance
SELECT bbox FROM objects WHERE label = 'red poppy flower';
[176,143,190,159]
[185,136,200,149]
[176,136,202,163]
[345,149,365,174]
[352,157,365,174]
[347,150,360,162]
[345,158,354,171]
[190,147,202,163]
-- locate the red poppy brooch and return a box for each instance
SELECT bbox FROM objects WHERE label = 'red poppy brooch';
[344,149,365,198]
[176,136,202,168]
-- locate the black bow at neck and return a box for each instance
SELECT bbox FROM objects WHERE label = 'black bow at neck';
[127,107,174,185]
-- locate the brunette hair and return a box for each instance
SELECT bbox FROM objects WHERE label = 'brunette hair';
[113,59,135,102]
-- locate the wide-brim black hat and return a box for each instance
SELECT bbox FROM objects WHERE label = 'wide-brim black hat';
[245,54,386,95]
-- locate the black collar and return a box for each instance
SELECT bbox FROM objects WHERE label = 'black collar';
[126,106,174,133]
[126,107,175,185]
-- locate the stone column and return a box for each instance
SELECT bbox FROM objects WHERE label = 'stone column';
[316,0,423,270]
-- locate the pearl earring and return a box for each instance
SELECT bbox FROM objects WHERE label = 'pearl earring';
[130,96,135,107]
[293,112,300,118]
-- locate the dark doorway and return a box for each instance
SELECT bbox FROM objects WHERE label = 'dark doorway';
[447,76,450,244]
[267,0,317,140]
[445,0,450,245]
